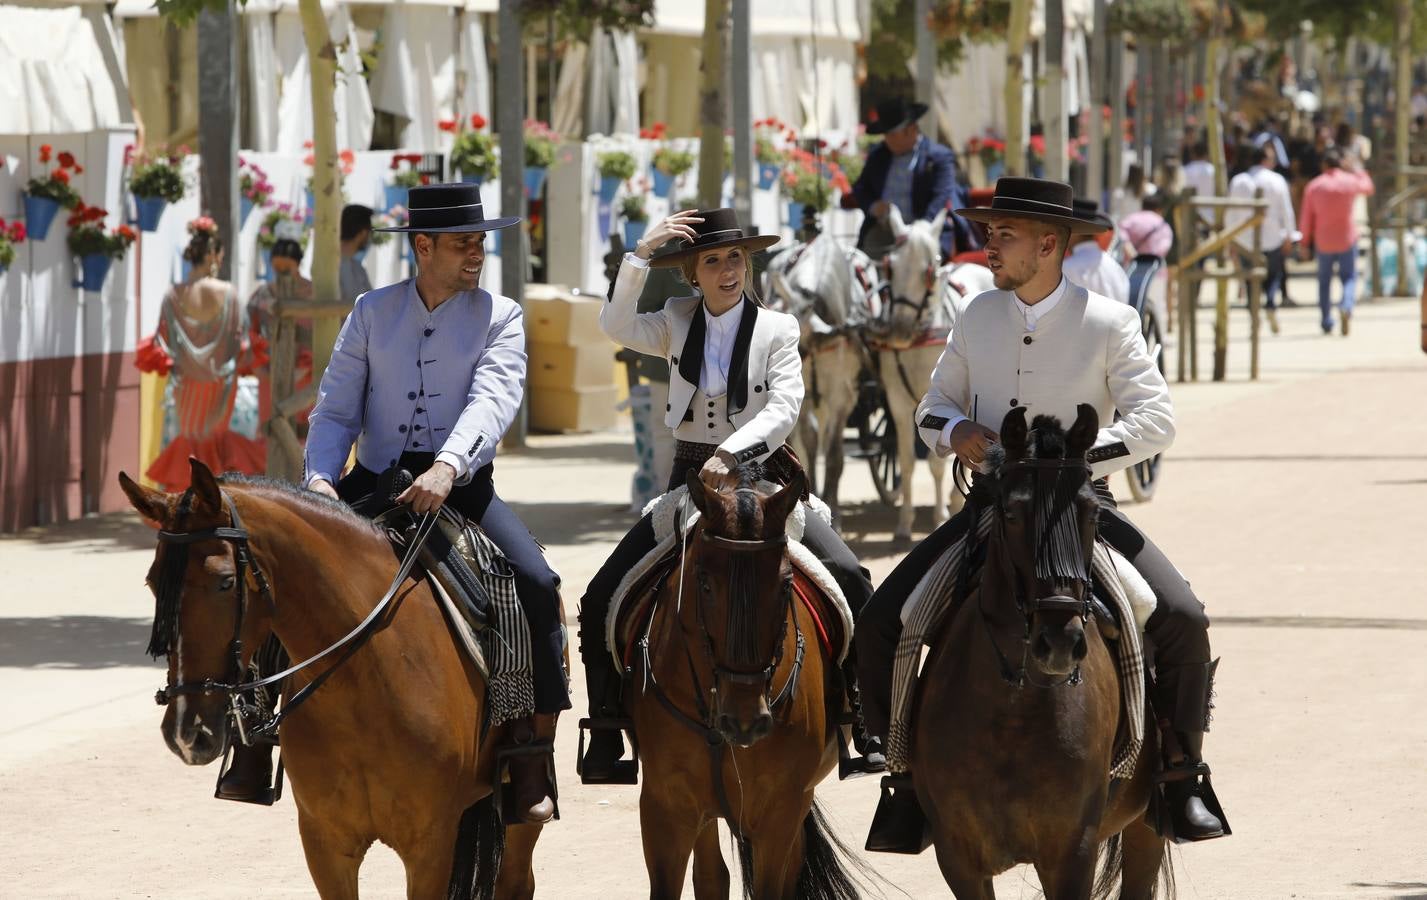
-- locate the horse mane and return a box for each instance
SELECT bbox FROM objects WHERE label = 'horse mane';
[217,473,383,538]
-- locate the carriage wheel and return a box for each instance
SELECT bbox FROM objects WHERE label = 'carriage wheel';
[857,396,901,506]
[1126,311,1164,503]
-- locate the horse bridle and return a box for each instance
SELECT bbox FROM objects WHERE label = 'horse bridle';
[878,238,942,333]
[151,489,437,744]
[693,531,801,700]
[979,457,1095,689]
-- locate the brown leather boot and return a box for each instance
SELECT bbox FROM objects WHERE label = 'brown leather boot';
[505,714,557,824]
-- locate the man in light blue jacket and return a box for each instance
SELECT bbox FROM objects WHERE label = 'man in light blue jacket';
[304,183,567,824]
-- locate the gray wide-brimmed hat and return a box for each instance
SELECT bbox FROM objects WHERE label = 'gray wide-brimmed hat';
[955,177,1109,235]
[374,183,520,233]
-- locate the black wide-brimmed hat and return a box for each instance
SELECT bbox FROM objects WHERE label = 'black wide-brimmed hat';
[374,183,520,233]
[1072,198,1116,232]
[648,208,780,268]
[866,97,930,135]
[956,177,1108,235]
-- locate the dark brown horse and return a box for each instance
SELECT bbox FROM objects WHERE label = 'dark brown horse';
[619,467,864,899]
[119,459,545,900]
[912,406,1172,899]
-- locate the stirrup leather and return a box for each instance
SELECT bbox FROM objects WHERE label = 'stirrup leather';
[576,717,640,785]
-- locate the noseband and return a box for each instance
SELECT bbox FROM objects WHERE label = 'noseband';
[694,531,798,693]
[981,457,1095,689]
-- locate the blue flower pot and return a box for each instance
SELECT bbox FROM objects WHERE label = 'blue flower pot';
[261,249,273,280]
[651,169,674,198]
[304,189,315,223]
[180,259,192,282]
[623,220,648,247]
[598,174,622,204]
[0,263,8,278]
[787,202,806,231]
[757,163,779,190]
[240,196,255,225]
[460,173,485,187]
[23,194,61,241]
[985,161,1004,183]
[134,195,167,232]
[523,166,547,199]
[384,184,407,213]
[76,253,113,291]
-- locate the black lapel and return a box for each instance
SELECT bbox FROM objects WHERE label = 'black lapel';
[677,304,705,389]
[726,296,759,415]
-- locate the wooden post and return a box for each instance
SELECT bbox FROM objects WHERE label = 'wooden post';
[1175,191,1194,383]
[1005,0,1032,175]
[1248,188,1262,380]
[1212,205,1227,381]
[299,0,342,379]
[731,0,752,227]
[265,276,301,481]
[1043,0,1066,182]
[1392,0,1414,296]
[1151,39,1169,175]
[1108,27,1124,195]
[1087,0,1107,202]
[698,0,730,207]
[196,0,239,280]
[499,0,527,446]
[915,0,935,110]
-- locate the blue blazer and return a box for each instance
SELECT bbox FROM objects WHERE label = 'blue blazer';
[847,137,981,256]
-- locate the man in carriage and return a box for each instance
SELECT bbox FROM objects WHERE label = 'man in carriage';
[854,177,1228,852]
[296,183,568,824]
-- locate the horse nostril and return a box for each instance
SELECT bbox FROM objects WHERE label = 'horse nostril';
[752,715,773,739]
[1033,632,1053,659]
[1072,632,1088,661]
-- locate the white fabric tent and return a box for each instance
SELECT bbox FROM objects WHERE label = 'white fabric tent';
[0,3,133,135]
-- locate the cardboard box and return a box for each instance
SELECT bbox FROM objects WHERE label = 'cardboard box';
[523,286,606,346]
[529,386,619,433]
[528,341,616,391]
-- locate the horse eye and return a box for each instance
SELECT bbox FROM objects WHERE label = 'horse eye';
[219,575,236,592]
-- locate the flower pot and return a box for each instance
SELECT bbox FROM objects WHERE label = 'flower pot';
[260,249,273,280]
[757,163,779,190]
[240,196,255,225]
[985,161,1004,183]
[459,173,485,187]
[623,220,648,247]
[304,189,315,223]
[384,184,407,213]
[0,263,7,278]
[76,253,113,291]
[597,175,621,204]
[651,169,674,198]
[23,194,61,241]
[787,202,806,232]
[523,166,547,199]
[180,259,192,282]
[134,195,167,233]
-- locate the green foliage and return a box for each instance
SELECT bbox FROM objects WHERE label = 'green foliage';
[130,147,190,202]
[524,120,560,169]
[652,146,696,176]
[868,0,1010,81]
[1236,0,1426,49]
[520,0,655,41]
[153,0,233,27]
[619,193,648,222]
[452,131,498,180]
[596,150,637,180]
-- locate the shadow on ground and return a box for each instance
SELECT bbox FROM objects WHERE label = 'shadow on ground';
[505,437,635,466]
[0,513,157,553]
[505,499,645,547]
[1350,883,1427,899]
[0,616,161,669]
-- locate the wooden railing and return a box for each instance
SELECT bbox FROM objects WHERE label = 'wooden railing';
[1171,189,1268,382]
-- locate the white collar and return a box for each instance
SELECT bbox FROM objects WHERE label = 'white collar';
[1013,277,1068,331]
[703,298,745,332]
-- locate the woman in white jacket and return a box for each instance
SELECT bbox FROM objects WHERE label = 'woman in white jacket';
[577,208,880,780]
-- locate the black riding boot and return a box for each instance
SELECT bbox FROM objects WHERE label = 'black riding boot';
[865,773,932,854]
[216,741,276,804]
[577,644,635,784]
[840,658,886,776]
[1153,659,1230,842]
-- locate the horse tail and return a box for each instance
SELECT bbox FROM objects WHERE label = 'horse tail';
[446,794,504,900]
[733,833,754,900]
[1091,833,1122,900]
[794,800,874,900]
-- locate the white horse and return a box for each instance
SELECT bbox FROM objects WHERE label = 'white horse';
[867,206,996,543]
[764,233,878,523]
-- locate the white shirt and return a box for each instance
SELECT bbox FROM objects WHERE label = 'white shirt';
[1227,165,1299,251]
[1064,242,1130,306]
[701,301,744,397]
[938,276,1071,450]
[1183,159,1217,223]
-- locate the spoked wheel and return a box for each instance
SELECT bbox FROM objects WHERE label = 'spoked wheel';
[1126,311,1164,503]
[849,376,900,505]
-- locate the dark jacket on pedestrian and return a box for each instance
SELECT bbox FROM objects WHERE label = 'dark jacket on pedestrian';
[845,138,981,256]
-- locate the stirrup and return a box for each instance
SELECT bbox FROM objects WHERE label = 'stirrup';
[1147,763,1232,843]
[576,717,639,785]
[212,742,284,806]
[494,739,560,826]
[833,717,885,780]
[865,774,933,855]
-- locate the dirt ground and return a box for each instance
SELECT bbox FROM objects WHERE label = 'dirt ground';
[3,286,1426,899]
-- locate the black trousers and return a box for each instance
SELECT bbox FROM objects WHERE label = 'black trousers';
[338,453,571,714]
[855,487,1211,741]
[578,505,874,676]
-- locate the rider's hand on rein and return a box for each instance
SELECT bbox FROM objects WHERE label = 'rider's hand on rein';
[308,479,339,501]
[950,420,1000,470]
[397,461,456,514]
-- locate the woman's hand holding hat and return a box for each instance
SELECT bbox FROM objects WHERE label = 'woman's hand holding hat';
[634,209,703,260]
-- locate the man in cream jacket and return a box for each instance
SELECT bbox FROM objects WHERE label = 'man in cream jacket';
[856,178,1227,852]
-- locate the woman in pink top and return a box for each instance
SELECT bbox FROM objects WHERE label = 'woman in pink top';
[1299,148,1375,335]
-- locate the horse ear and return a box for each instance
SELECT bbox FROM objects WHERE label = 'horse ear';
[118,471,168,527]
[188,457,223,513]
[1066,403,1100,458]
[684,469,709,515]
[763,470,806,536]
[928,207,948,239]
[1000,407,1029,460]
[887,204,907,237]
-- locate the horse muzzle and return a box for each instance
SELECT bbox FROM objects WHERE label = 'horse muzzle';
[162,695,229,766]
[1030,615,1088,677]
[713,685,774,748]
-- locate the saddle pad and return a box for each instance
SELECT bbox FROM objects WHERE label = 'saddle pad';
[606,487,853,666]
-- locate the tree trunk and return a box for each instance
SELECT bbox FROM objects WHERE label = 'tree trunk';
[1044,0,1066,181]
[1393,0,1413,296]
[1087,0,1107,201]
[698,0,730,207]
[1206,14,1226,195]
[196,1,238,281]
[299,0,342,377]
[1004,0,1032,175]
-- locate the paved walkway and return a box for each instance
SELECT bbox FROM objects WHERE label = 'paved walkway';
[2,282,1424,898]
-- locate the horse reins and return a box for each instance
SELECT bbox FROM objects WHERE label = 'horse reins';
[152,489,438,743]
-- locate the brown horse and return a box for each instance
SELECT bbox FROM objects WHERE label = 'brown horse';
[619,467,865,899]
[912,406,1172,899]
[119,459,545,900]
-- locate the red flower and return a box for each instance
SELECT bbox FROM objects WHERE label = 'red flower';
[420,175,431,185]
[58,151,76,169]
[303,154,315,167]
[39,144,52,163]
[470,113,487,130]
[303,140,314,149]
[73,164,84,174]
[340,149,355,164]
[52,168,70,184]
[438,119,458,133]
[9,222,25,242]
[88,206,107,222]
[117,224,137,242]
[1029,135,1046,154]
[390,157,401,170]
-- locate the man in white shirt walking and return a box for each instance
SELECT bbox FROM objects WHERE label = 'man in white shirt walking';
[1183,141,1217,224]
[1063,199,1129,305]
[1227,142,1298,333]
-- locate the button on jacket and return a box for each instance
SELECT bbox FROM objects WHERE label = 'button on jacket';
[304,280,526,487]
[603,255,801,466]
[915,282,1174,481]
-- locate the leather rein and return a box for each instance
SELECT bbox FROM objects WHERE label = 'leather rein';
[152,490,437,744]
